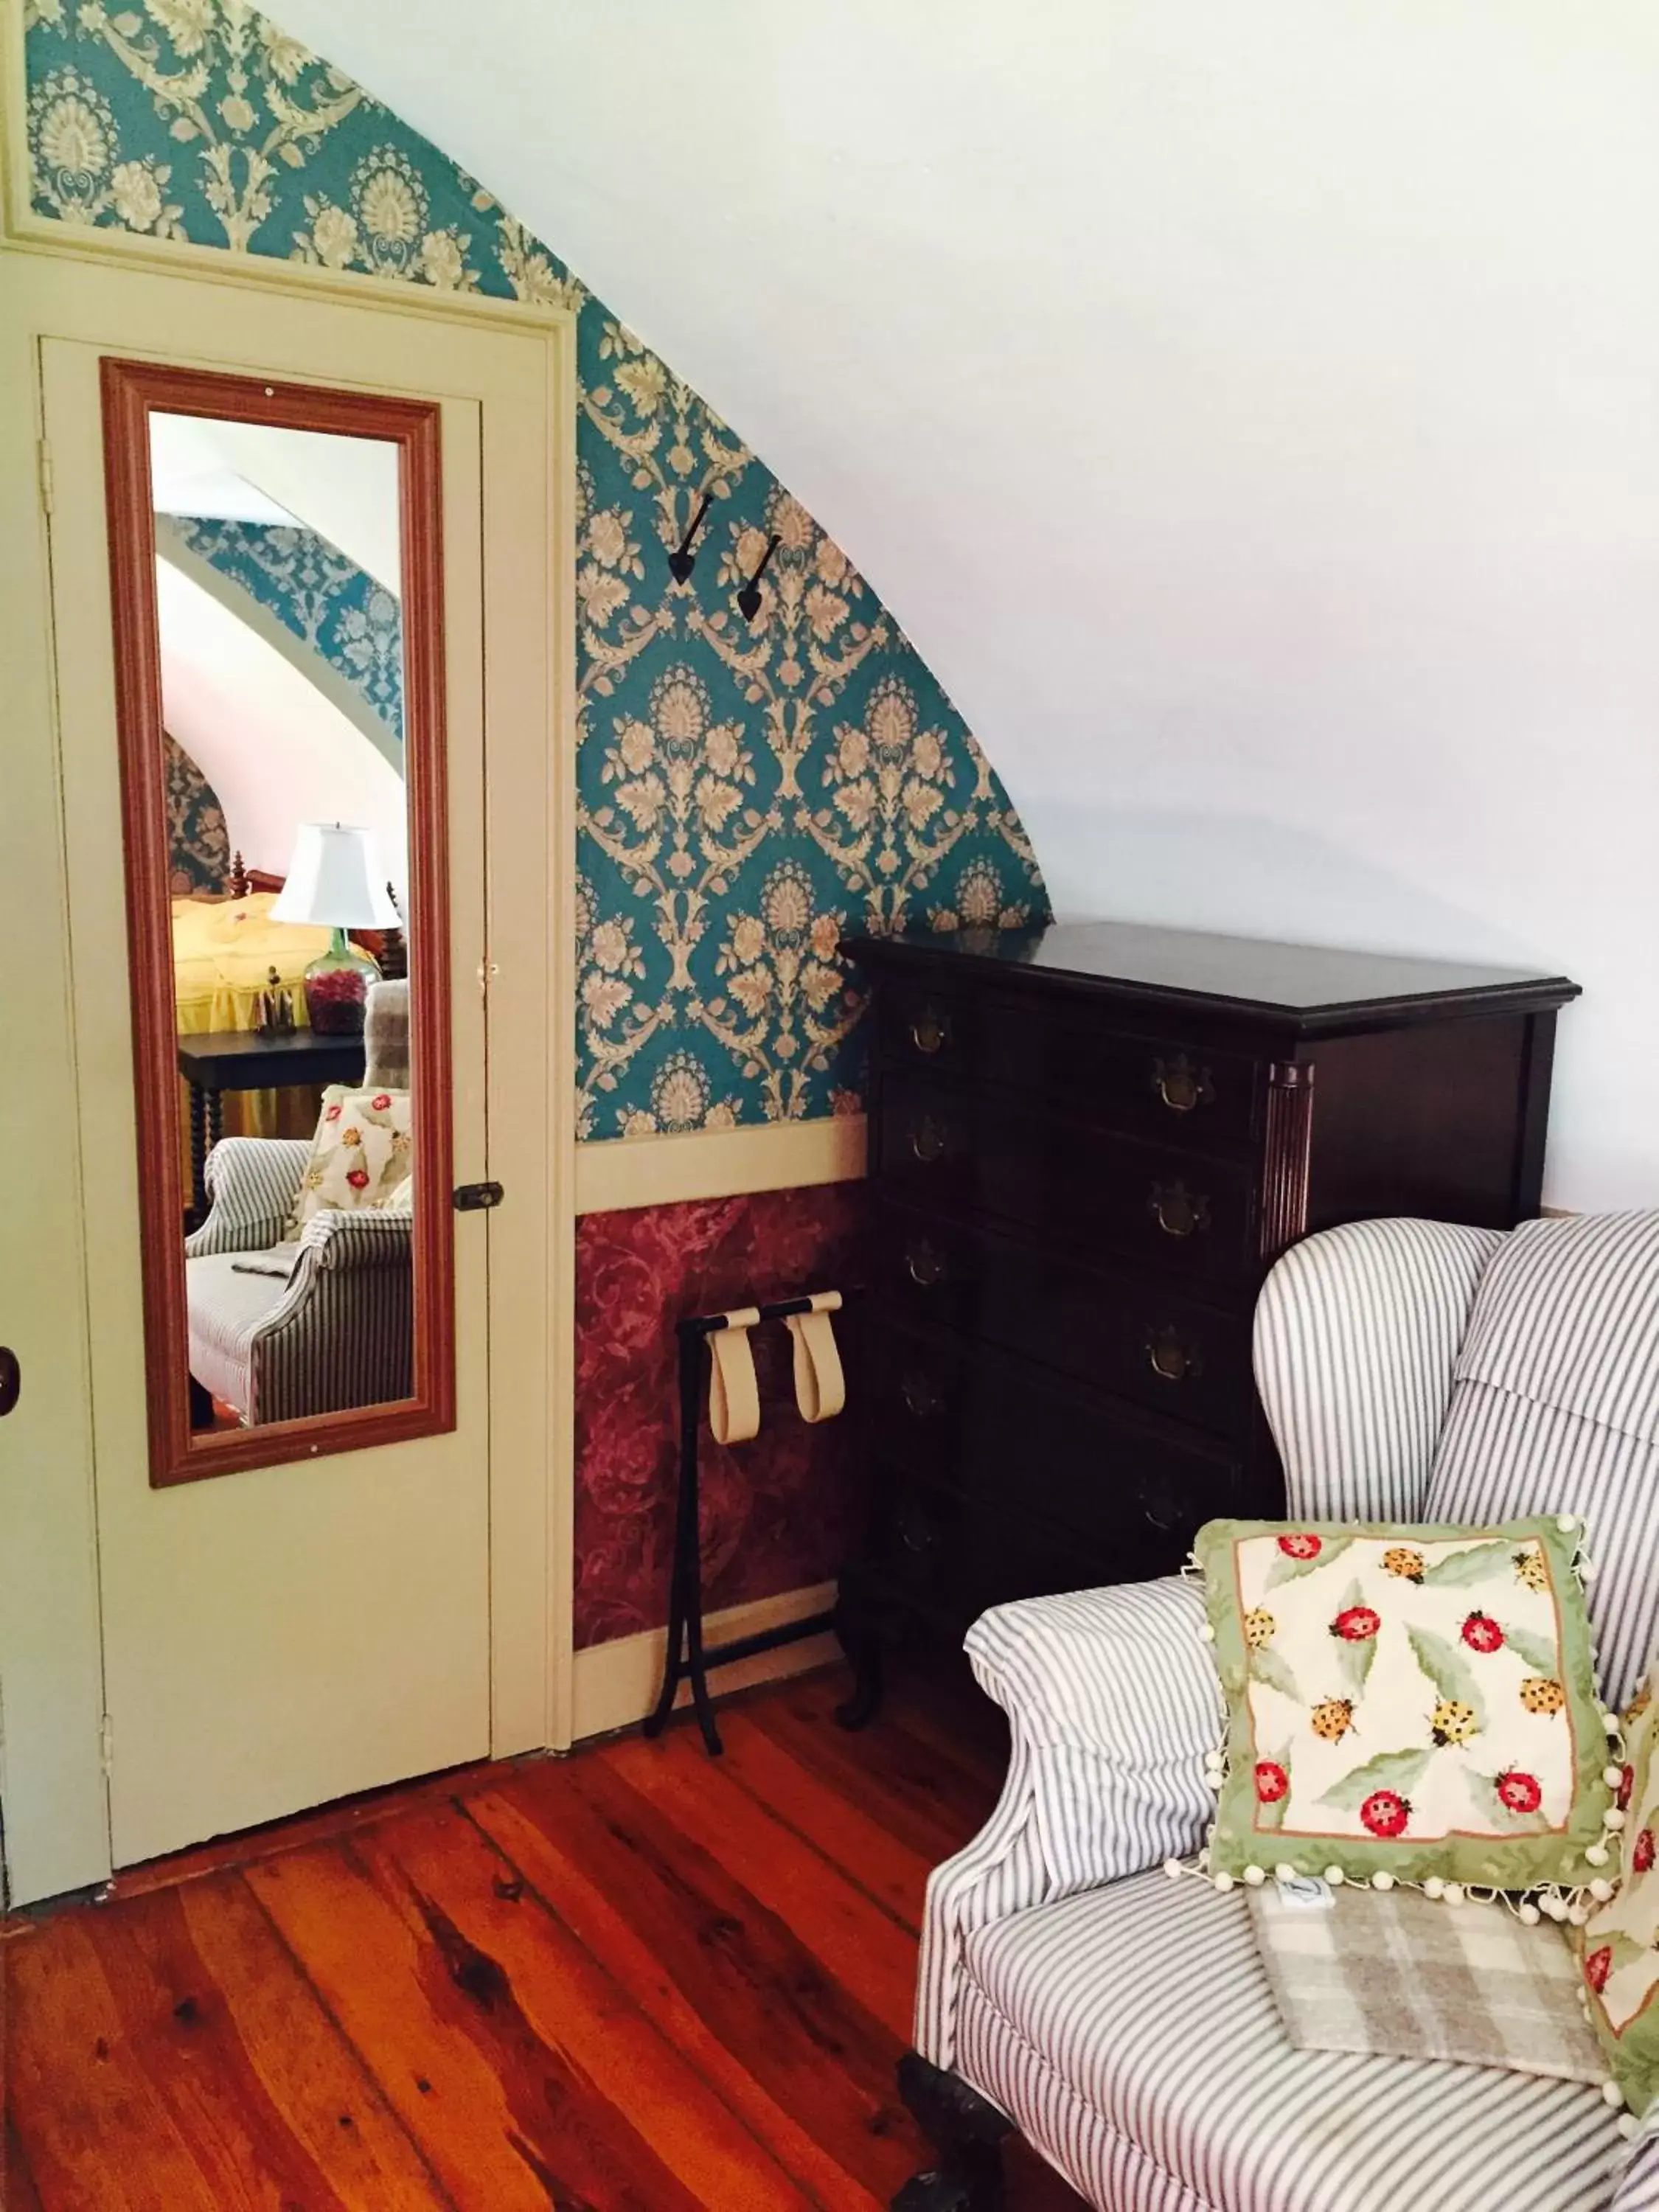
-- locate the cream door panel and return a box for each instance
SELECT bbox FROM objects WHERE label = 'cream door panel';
[3,248,568,1892]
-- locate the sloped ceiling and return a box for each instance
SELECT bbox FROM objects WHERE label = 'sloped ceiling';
[274,1,1659,1206]
[157,561,406,892]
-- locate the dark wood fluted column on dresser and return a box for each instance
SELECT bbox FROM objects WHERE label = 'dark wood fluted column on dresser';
[834,919,1579,1719]
[1260,1061,1317,1259]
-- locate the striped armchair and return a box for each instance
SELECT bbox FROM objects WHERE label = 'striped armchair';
[899,1214,1659,2212]
[182,979,414,1425]
[184,1138,413,1425]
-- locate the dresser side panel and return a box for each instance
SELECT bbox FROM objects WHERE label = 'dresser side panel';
[1304,1015,1533,1233]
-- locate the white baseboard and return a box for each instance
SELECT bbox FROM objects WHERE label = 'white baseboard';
[570,1579,841,1742]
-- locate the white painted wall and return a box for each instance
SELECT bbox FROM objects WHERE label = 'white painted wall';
[274,0,1659,1207]
[158,562,407,903]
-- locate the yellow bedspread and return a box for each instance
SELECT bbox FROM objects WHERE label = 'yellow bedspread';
[173,894,333,1145]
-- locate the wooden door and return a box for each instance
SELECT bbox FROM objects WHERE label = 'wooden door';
[3,248,571,1893]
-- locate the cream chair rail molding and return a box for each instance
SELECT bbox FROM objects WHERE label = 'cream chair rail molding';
[574,1115,866,1216]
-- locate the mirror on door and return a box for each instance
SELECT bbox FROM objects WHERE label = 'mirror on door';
[101,361,455,1484]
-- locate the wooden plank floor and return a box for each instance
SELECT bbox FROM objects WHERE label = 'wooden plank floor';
[4,1669,1084,2211]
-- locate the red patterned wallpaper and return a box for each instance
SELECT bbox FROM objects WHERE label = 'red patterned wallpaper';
[573,1184,867,1649]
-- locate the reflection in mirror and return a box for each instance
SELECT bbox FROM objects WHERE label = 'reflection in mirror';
[153,411,415,1436]
[102,364,452,1482]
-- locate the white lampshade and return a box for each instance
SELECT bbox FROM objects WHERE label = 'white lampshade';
[271,824,400,929]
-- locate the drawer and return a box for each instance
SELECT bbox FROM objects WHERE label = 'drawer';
[872,1200,1255,1436]
[874,1073,1261,1286]
[878,981,1262,1152]
[867,1325,1251,1571]
[866,1472,1123,1633]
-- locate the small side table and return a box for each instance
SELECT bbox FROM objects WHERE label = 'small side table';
[176,1029,366,1220]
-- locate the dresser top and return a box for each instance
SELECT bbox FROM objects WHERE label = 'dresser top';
[846,919,1579,1033]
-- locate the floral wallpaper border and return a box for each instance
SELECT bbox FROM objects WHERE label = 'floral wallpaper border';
[24,0,1048,1137]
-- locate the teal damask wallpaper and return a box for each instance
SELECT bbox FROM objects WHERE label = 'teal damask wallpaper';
[25,1,1048,1135]
[168,515,404,740]
[161,728,229,891]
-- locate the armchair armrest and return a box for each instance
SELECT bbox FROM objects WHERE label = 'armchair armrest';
[243,1208,414,1425]
[289,1208,413,1269]
[253,1211,412,1354]
[916,1575,1222,2069]
[184,1138,310,1257]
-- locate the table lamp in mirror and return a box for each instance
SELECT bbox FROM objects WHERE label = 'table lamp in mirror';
[271,822,399,1035]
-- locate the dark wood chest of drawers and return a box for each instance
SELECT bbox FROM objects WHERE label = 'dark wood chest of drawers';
[838,919,1578,1703]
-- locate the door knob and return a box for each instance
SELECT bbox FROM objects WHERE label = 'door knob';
[0,1347,19,1417]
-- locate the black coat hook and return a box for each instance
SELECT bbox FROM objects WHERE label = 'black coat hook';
[737,532,782,622]
[667,492,713,583]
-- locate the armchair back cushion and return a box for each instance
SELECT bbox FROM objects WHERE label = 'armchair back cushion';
[1255,1218,1503,1523]
[1425,1214,1659,1711]
[184,1135,310,1259]
[364,979,409,1091]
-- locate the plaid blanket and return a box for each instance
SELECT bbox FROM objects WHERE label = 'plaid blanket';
[1250,1881,1605,2084]
[364,980,409,1090]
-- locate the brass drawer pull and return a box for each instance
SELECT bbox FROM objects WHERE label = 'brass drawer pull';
[905,1237,947,1288]
[1149,1180,1211,1239]
[909,1006,953,1057]
[909,1113,949,1165]
[1151,1053,1216,1115]
[1141,1483,1184,1534]
[900,1369,945,1419]
[897,1498,938,1554]
[1146,1325,1203,1383]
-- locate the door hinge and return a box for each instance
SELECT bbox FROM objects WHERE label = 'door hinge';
[452,1181,504,1212]
[36,437,54,517]
[99,1714,114,1777]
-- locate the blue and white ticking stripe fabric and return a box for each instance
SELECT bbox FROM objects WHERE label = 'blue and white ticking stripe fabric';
[248,1211,413,1424]
[183,1138,413,1423]
[184,1136,312,1258]
[1449,1214,1659,1447]
[916,1213,1659,2210]
[917,1577,1222,2070]
[956,1870,1629,2212]
[1427,1214,1659,1711]
[1620,2109,1659,2211]
[1254,1217,1503,1522]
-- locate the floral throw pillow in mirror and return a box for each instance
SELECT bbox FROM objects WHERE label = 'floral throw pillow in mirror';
[285,1086,412,1237]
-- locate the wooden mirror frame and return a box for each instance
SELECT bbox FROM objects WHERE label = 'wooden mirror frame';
[101,357,454,1486]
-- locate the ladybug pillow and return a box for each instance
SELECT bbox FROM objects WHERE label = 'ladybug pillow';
[285,1085,412,1238]
[1193,1517,1620,1896]
[1580,1661,1659,2118]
